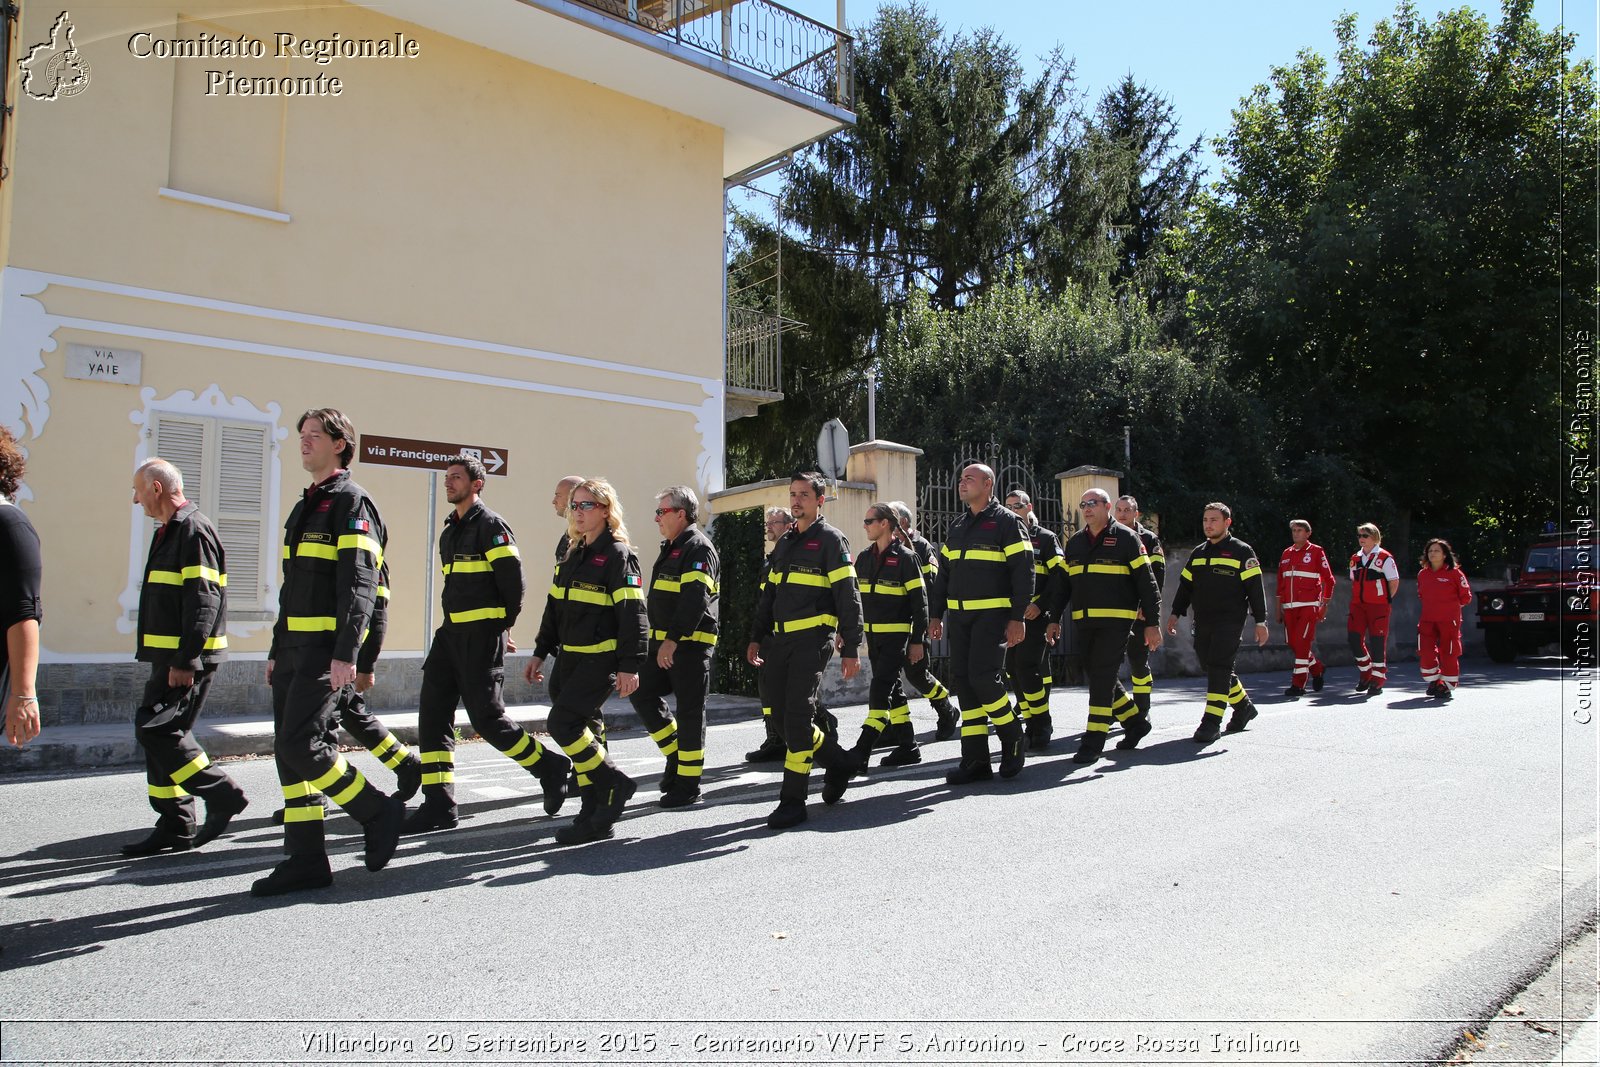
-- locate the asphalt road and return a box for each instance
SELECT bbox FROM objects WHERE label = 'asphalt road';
[1,660,1594,1066]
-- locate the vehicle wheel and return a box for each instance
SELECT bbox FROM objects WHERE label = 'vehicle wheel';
[1484,627,1517,664]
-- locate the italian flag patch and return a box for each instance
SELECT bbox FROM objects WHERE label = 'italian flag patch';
[625,574,641,587]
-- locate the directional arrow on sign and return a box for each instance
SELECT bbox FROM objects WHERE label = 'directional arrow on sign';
[484,450,505,474]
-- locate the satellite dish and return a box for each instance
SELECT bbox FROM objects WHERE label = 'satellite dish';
[816,418,850,480]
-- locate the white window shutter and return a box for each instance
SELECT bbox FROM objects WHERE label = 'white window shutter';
[215,421,270,612]
[152,414,209,514]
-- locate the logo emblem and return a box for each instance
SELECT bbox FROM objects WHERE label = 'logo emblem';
[19,12,92,101]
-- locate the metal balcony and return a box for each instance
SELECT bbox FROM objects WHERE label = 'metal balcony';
[726,305,802,419]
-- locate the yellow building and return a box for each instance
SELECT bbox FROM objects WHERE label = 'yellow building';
[0,0,852,719]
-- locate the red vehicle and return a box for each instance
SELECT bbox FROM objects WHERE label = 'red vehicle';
[1475,529,1598,664]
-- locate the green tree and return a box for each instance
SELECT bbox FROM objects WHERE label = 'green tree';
[1180,0,1597,562]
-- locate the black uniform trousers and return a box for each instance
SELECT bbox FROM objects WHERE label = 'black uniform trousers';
[759,632,853,802]
[271,645,386,858]
[861,633,911,738]
[628,639,713,786]
[1078,623,1140,739]
[1006,615,1051,721]
[900,656,951,704]
[546,651,626,798]
[1193,619,1253,722]
[1124,625,1156,714]
[327,690,416,777]
[135,661,244,833]
[416,627,562,810]
[945,611,1022,764]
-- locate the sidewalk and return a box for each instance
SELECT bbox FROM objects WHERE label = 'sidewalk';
[0,692,764,775]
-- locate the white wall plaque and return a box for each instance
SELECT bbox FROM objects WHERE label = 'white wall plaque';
[65,343,142,385]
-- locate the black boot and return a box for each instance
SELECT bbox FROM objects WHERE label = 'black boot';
[1283,685,1306,699]
[401,785,458,834]
[555,786,607,845]
[745,735,786,763]
[767,768,810,829]
[393,755,423,803]
[997,721,1026,779]
[1192,716,1222,743]
[1311,673,1325,691]
[361,794,405,871]
[817,740,856,805]
[879,721,921,766]
[659,753,680,794]
[191,789,249,848]
[1025,712,1054,752]
[945,735,993,785]
[932,697,958,741]
[1224,701,1259,734]
[1115,713,1152,751]
[250,854,333,897]
[1072,730,1106,765]
[535,749,573,816]
[848,727,879,775]
[120,825,194,856]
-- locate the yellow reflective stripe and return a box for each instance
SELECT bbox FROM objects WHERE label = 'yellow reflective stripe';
[650,722,678,743]
[1149,554,1166,566]
[309,754,350,792]
[653,577,682,592]
[328,768,368,807]
[948,598,1010,611]
[650,629,718,644]
[564,640,618,653]
[485,544,520,562]
[142,635,181,649]
[775,571,828,587]
[827,565,853,584]
[203,635,227,650]
[505,734,532,759]
[420,750,454,764]
[863,622,913,633]
[1180,567,1193,580]
[376,585,389,599]
[1004,541,1029,557]
[547,584,567,600]
[1087,563,1132,575]
[1072,607,1139,620]
[904,575,924,590]
[442,560,493,574]
[680,569,717,589]
[1034,565,1048,575]
[774,614,837,633]
[181,564,225,585]
[169,752,211,785]
[1128,555,1150,570]
[281,545,291,559]
[566,587,610,607]
[612,586,644,602]
[283,805,325,823]
[296,542,338,561]
[421,771,454,786]
[146,570,184,586]
[448,607,507,623]
[372,734,400,759]
[1048,555,1068,570]
[949,549,1006,563]
[573,750,604,774]
[859,582,908,595]
[560,732,594,757]
[1241,566,1263,580]
[147,783,189,799]
[286,616,337,632]
[281,781,316,800]
[337,534,384,564]
[783,752,813,773]
[1201,556,1243,568]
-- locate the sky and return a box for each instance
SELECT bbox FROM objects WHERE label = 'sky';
[778,0,1596,181]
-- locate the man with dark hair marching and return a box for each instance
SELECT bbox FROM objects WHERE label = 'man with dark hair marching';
[1166,502,1270,743]
[746,472,864,829]
[629,485,720,808]
[928,463,1033,784]
[406,456,571,833]
[1113,495,1166,720]
[1004,489,1068,750]
[887,501,959,740]
[256,408,404,896]
[1063,488,1163,765]
[121,457,249,855]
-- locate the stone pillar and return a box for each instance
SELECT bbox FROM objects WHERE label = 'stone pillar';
[1055,464,1123,538]
[846,440,923,514]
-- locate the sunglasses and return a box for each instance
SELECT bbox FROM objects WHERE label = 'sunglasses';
[569,501,603,513]
[864,515,887,526]
[1005,503,1027,512]
[654,507,682,517]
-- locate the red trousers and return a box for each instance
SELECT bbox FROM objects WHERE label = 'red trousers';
[1347,600,1391,684]
[1283,607,1325,687]
[1418,619,1463,690]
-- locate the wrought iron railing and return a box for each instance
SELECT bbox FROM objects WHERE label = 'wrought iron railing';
[570,0,854,109]
[726,305,799,395]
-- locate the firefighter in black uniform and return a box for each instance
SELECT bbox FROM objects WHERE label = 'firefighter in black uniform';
[744,507,795,763]
[928,463,1033,784]
[1166,501,1269,743]
[1061,487,1164,764]
[550,473,608,785]
[629,485,719,808]
[405,456,571,833]
[256,409,404,897]
[1003,490,1068,750]
[846,502,929,769]
[888,501,958,741]
[745,472,863,829]
[527,477,647,845]
[121,457,249,856]
[1114,494,1166,719]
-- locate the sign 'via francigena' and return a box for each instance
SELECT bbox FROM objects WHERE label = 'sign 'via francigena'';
[360,434,510,477]
[65,343,141,384]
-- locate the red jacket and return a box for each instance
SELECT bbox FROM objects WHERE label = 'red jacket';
[1278,542,1335,609]
[1417,566,1472,623]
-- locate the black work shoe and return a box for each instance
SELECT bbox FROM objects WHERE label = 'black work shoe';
[659,786,702,809]
[120,826,195,857]
[944,759,993,785]
[933,699,958,741]
[766,799,807,830]
[1192,718,1222,743]
[1224,706,1259,734]
[1426,681,1442,697]
[820,763,855,804]
[659,754,679,795]
[998,737,1026,779]
[538,766,572,817]
[1368,685,1384,697]
[849,742,875,776]
[880,743,922,767]
[1439,687,1454,702]
[1311,674,1325,691]
[592,775,637,831]
[1115,716,1153,751]
[402,804,458,835]
[1355,679,1371,693]
[554,819,615,845]
[744,737,786,763]
[393,756,423,803]
[1283,686,1306,699]
[1026,714,1055,752]
[1073,733,1107,764]
[191,791,249,849]
[362,795,405,872]
[250,856,333,897]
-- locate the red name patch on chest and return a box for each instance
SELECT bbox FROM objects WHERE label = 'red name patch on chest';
[315,500,332,513]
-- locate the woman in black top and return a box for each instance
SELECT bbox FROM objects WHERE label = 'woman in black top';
[0,427,41,747]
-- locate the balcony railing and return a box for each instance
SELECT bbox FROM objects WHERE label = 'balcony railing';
[571,0,854,110]
[727,305,803,396]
